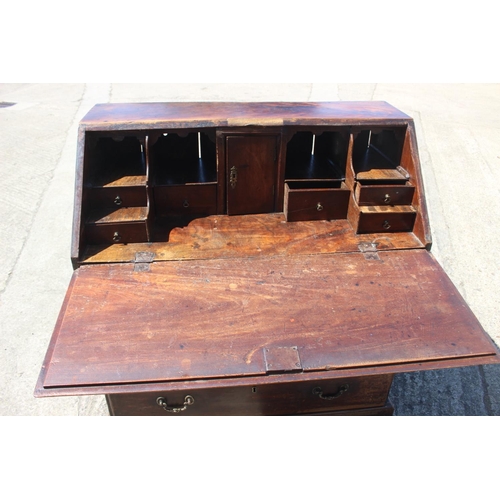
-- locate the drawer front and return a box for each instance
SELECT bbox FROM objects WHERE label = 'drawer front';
[356,185,415,206]
[85,222,148,244]
[285,184,350,222]
[87,187,147,208]
[154,184,217,216]
[307,402,394,416]
[357,211,416,233]
[107,374,393,416]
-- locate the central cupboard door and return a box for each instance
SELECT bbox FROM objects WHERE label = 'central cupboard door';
[226,135,278,215]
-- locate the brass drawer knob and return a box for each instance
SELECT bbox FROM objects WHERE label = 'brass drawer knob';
[316,202,324,212]
[383,194,391,204]
[112,232,122,242]
[312,384,349,400]
[114,195,123,206]
[383,220,391,230]
[156,395,195,413]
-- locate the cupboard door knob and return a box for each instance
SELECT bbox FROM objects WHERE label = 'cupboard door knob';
[383,220,391,230]
[316,202,324,212]
[156,395,195,413]
[114,195,123,206]
[383,194,391,204]
[312,384,349,400]
[112,232,122,242]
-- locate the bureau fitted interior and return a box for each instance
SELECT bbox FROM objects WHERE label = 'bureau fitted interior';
[79,123,423,264]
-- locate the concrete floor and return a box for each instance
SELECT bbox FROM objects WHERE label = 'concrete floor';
[1,83,499,416]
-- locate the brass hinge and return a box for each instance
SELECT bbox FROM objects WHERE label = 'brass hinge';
[134,251,155,272]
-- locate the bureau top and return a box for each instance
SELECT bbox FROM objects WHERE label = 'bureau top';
[79,101,412,130]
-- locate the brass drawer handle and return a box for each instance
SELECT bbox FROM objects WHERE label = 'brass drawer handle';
[230,166,238,189]
[312,384,349,400]
[114,195,123,206]
[112,231,122,242]
[383,194,391,204]
[383,220,391,230]
[156,395,194,413]
[316,202,324,212]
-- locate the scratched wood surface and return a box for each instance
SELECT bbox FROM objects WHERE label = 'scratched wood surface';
[42,249,498,389]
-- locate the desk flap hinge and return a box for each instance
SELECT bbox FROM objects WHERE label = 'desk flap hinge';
[134,252,155,272]
[358,242,380,260]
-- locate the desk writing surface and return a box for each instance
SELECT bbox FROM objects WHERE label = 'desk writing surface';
[41,249,498,391]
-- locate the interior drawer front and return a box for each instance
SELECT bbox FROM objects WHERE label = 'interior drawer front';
[357,211,416,233]
[85,223,148,244]
[285,184,350,222]
[356,185,415,206]
[107,374,393,416]
[87,187,147,208]
[154,184,217,216]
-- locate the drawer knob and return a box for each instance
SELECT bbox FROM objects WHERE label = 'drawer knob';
[112,232,122,242]
[383,194,391,204]
[383,220,391,230]
[316,202,324,212]
[156,395,195,413]
[114,195,123,206]
[183,199,190,208]
[312,384,349,400]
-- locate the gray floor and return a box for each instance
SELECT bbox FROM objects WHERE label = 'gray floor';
[1,83,499,416]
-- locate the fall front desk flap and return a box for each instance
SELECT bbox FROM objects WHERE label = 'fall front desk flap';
[37,249,499,394]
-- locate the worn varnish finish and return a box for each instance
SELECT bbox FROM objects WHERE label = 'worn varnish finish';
[37,102,500,416]
[79,101,412,130]
[41,250,498,390]
[80,214,425,264]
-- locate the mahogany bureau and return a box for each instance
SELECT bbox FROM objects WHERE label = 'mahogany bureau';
[35,102,500,415]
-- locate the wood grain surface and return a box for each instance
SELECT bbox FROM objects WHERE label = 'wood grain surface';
[79,102,412,130]
[80,213,425,264]
[41,249,498,390]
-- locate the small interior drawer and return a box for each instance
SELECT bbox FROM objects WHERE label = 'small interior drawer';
[356,206,417,233]
[284,181,350,222]
[107,374,393,416]
[154,184,217,216]
[355,184,415,206]
[86,186,147,208]
[85,222,148,244]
